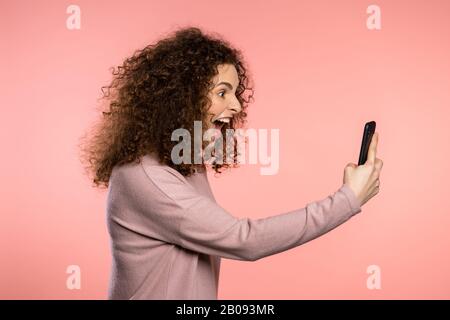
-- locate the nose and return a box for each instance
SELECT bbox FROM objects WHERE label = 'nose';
[229,100,242,115]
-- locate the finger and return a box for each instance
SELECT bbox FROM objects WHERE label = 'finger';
[347,163,357,169]
[371,189,379,198]
[374,158,383,171]
[370,177,380,188]
[366,132,378,165]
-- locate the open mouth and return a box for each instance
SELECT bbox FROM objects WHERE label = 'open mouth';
[212,117,231,130]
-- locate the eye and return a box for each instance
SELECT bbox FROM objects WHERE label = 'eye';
[218,91,225,98]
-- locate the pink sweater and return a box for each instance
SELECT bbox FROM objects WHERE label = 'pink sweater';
[106,153,362,299]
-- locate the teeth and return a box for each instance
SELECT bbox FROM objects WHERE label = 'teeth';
[217,118,230,123]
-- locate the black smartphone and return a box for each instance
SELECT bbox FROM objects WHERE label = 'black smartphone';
[358,121,376,165]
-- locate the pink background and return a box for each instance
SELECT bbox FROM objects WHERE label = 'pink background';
[1,0,450,299]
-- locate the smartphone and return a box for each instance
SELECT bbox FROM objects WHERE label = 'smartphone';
[358,121,376,165]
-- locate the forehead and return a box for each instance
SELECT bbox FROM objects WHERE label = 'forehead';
[213,64,239,83]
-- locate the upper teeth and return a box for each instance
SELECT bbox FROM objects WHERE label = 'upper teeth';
[217,118,230,123]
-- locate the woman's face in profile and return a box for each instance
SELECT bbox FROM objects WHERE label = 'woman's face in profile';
[207,63,242,130]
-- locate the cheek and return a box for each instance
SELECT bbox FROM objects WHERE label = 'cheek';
[209,98,225,115]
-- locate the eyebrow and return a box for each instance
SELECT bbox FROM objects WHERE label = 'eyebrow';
[215,81,236,90]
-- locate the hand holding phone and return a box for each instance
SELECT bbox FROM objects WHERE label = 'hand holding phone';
[343,120,382,207]
[358,121,376,165]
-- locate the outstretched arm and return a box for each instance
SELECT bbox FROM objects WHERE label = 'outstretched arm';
[108,163,361,261]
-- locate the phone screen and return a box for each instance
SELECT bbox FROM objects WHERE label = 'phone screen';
[358,121,376,165]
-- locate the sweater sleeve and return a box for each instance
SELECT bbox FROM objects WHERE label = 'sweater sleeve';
[112,163,362,262]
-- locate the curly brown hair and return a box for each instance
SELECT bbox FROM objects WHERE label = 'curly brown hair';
[78,26,255,189]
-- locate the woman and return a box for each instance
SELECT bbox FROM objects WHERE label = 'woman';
[78,27,383,299]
